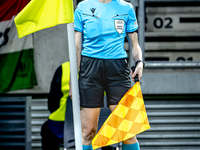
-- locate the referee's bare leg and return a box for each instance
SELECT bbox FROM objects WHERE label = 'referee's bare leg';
[81,105,140,150]
[81,107,101,149]
[110,105,140,150]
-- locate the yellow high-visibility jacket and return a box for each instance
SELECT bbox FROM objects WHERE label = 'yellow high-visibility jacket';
[48,61,70,121]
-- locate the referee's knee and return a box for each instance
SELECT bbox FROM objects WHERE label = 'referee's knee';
[82,127,97,143]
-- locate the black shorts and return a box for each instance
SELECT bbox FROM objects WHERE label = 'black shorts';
[79,56,131,108]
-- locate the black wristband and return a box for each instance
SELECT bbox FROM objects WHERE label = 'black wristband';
[135,60,145,68]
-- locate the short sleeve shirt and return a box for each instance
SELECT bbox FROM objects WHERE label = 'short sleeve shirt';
[74,0,138,59]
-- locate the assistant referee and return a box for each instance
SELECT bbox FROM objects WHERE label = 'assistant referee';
[72,0,144,150]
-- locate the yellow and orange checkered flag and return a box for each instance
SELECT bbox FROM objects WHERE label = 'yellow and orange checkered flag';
[92,82,151,149]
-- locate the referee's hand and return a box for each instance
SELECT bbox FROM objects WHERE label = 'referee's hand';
[131,63,143,82]
[69,79,80,101]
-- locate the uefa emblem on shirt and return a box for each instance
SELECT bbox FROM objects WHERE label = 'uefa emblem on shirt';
[114,20,124,34]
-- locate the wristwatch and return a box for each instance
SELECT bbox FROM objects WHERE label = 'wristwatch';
[135,60,145,68]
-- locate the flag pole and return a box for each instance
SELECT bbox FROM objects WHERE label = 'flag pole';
[66,23,83,150]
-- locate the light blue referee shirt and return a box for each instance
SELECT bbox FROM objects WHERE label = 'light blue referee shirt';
[74,0,138,59]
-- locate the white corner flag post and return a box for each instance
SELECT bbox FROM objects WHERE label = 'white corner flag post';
[65,23,83,150]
